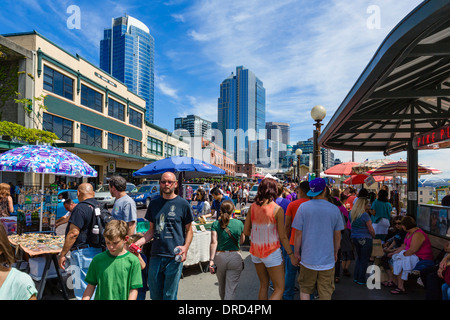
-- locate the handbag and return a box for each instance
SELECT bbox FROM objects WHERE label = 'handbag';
[371,239,384,257]
[224,226,244,270]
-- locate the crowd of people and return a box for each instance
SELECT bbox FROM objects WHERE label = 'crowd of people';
[1,173,450,301]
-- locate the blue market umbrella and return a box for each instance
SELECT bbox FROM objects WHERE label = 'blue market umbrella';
[133,156,225,199]
[133,156,225,179]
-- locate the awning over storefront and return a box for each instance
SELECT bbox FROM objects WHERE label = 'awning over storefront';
[318,0,450,217]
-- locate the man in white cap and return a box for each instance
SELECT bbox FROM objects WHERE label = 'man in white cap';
[292,178,344,300]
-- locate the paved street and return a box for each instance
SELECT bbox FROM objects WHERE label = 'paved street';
[47,206,426,301]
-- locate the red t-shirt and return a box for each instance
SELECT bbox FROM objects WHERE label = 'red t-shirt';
[286,198,309,245]
[345,195,356,210]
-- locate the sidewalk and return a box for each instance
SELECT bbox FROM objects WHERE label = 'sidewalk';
[40,244,426,300]
[48,208,426,301]
[177,245,426,301]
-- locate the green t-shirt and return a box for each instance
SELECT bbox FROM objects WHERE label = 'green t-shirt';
[0,268,37,300]
[85,250,143,300]
[211,218,244,251]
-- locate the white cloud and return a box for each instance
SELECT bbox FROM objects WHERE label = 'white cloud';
[182,96,217,122]
[188,30,211,42]
[171,13,185,22]
[155,75,179,99]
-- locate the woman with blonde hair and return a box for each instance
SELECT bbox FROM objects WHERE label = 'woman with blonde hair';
[350,197,375,285]
[0,183,14,217]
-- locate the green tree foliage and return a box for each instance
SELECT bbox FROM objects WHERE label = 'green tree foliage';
[0,121,58,144]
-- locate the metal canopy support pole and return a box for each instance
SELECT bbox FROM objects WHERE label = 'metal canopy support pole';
[407,141,418,219]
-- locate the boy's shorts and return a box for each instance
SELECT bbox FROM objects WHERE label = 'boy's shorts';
[298,265,335,300]
[251,248,283,268]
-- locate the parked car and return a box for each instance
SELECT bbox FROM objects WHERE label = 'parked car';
[129,184,160,208]
[94,183,136,207]
[56,189,79,219]
[248,184,259,202]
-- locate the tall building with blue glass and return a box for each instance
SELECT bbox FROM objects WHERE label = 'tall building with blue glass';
[218,66,266,164]
[100,15,155,123]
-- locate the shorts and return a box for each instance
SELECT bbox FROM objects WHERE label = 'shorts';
[251,248,283,268]
[298,265,335,300]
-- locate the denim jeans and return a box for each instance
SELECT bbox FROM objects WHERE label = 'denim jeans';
[442,283,450,300]
[352,238,372,284]
[69,247,102,300]
[283,245,299,300]
[148,255,183,300]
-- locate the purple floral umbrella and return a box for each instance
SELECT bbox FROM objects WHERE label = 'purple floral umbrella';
[0,144,97,177]
[0,145,97,230]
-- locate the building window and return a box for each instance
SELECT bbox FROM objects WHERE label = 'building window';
[108,98,125,121]
[165,143,176,157]
[43,113,73,142]
[147,136,162,156]
[81,84,102,113]
[179,148,187,157]
[129,139,142,157]
[108,133,124,153]
[129,108,142,128]
[80,124,102,148]
[43,65,74,100]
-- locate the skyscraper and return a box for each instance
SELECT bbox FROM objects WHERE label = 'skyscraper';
[100,15,155,123]
[174,114,212,140]
[218,66,266,164]
[266,122,290,168]
[265,122,290,145]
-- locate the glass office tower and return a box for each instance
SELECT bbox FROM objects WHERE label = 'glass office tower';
[218,66,266,163]
[100,15,155,123]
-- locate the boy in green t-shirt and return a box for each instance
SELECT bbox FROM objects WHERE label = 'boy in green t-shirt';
[82,220,143,300]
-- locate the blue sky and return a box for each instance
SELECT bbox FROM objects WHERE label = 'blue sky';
[1,0,449,177]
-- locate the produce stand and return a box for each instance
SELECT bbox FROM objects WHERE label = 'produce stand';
[8,233,69,300]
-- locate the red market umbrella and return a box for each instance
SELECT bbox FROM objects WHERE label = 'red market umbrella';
[324,161,360,176]
[343,174,392,185]
[351,159,395,174]
[252,173,264,178]
[367,161,442,176]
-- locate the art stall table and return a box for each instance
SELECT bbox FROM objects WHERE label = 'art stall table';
[184,226,211,272]
[8,233,69,300]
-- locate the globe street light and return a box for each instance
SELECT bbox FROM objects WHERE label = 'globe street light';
[295,148,302,182]
[311,105,326,179]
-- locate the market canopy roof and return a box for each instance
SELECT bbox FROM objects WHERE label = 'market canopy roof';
[319,1,450,156]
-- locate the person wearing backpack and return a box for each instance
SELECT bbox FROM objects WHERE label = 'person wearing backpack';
[58,183,104,300]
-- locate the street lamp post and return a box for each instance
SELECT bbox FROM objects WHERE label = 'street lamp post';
[311,105,326,180]
[295,148,302,182]
[293,161,297,183]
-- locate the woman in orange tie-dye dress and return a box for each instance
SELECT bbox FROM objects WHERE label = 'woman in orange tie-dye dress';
[244,178,299,300]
